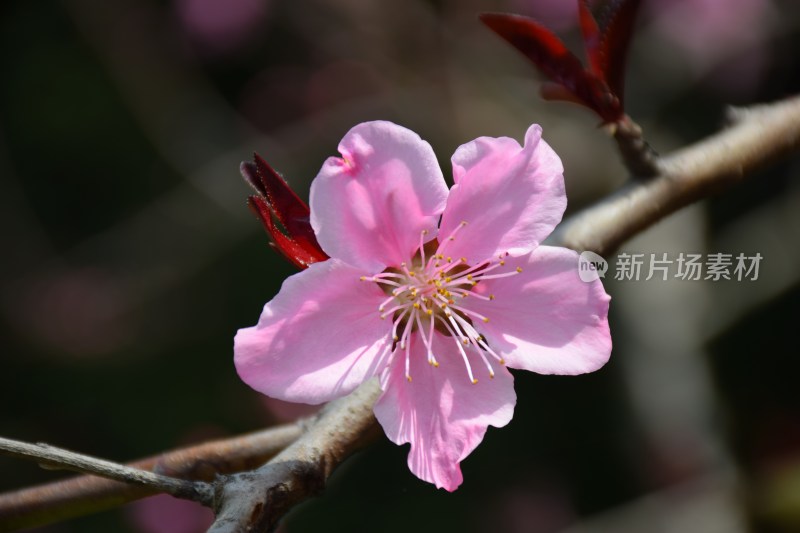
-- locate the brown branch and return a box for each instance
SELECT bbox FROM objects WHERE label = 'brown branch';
[556,94,800,256]
[0,437,213,506]
[0,423,302,531]
[208,380,382,533]
[609,114,660,178]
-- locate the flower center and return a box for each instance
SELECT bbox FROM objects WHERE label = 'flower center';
[360,224,522,384]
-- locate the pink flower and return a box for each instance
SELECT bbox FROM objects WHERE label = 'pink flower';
[234,121,611,490]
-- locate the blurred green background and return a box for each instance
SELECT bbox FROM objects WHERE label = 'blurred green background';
[2,0,800,532]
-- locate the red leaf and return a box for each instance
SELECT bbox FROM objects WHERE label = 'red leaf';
[596,0,642,106]
[247,196,328,269]
[481,13,587,97]
[578,0,603,78]
[540,82,587,105]
[250,154,318,247]
[480,12,622,122]
[241,154,328,269]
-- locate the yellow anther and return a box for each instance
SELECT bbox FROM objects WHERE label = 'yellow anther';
[409,271,416,277]
[447,257,452,262]
[467,274,473,281]
[448,299,454,305]
[406,376,413,382]
[489,372,495,379]
[433,361,439,368]
[359,276,366,281]
[413,302,421,309]
[393,335,399,341]
[462,338,469,345]
[422,229,429,235]
[516,266,523,273]
[499,358,506,365]
[482,317,490,323]
[460,257,467,263]
[445,277,452,282]
[380,315,386,320]
[489,294,495,300]
[499,260,505,266]
[426,309,433,316]
[471,379,478,384]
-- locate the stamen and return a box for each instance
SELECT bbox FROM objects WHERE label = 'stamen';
[414,309,438,367]
[419,230,429,268]
[405,336,412,382]
[442,258,500,281]
[470,269,522,282]
[445,221,468,241]
[381,301,412,320]
[398,310,414,350]
[447,303,490,323]
[367,239,511,382]
[449,287,493,301]
[402,308,416,382]
[399,262,417,279]
[435,315,478,384]
[369,277,405,288]
[478,337,505,365]
[391,308,411,341]
[436,221,469,255]
[378,293,397,312]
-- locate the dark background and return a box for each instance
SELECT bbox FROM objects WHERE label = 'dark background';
[2,1,800,532]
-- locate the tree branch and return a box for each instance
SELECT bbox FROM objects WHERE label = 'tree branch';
[0,437,214,506]
[0,423,302,531]
[209,380,382,533]
[555,94,800,256]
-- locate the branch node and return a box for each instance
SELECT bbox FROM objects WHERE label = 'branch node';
[609,114,661,179]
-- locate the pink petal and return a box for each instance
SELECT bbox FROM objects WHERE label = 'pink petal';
[438,125,566,263]
[310,121,449,271]
[374,331,515,491]
[234,259,392,404]
[468,246,611,375]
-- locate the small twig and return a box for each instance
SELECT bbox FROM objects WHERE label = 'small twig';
[608,114,660,179]
[0,437,214,507]
[0,422,302,531]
